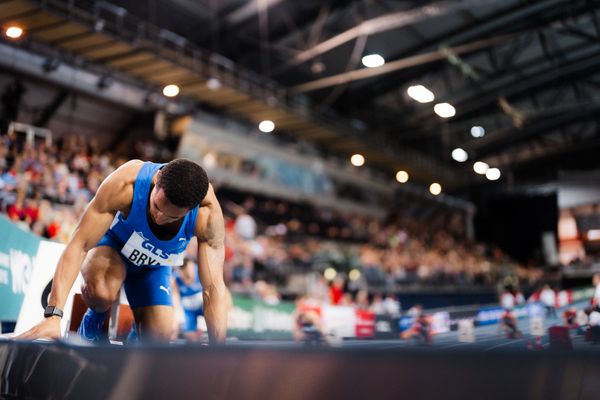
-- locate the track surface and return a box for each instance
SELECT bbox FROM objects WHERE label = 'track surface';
[3,301,594,352]
[227,301,596,351]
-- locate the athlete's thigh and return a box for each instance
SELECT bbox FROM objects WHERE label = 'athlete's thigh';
[81,246,127,293]
[125,265,175,341]
[132,305,174,341]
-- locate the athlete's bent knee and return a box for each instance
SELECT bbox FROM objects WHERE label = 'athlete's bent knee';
[82,280,120,311]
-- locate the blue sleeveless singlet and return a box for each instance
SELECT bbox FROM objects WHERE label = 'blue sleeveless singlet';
[102,161,198,268]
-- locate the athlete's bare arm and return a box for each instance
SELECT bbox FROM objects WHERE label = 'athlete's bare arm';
[195,184,228,345]
[16,160,142,340]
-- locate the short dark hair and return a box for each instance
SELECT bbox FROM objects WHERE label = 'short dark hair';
[156,159,208,209]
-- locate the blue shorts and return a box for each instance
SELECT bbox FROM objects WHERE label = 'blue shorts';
[183,308,204,333]
[97,231,173,308]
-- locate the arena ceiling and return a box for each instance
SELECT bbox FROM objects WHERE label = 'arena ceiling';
[2,0,600,194]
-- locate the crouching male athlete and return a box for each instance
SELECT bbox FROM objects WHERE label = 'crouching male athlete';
[17,159,228,344]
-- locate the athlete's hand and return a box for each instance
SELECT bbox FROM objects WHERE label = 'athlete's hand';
[14,316,62,341]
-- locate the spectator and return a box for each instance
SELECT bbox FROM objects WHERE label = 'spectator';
[0,127,541,303]
[329,277,345,305]
[592,273,600,307]
[370,293,386,315]
[540,284,557,318]
[500,286,515,311]
[383,294,401,317]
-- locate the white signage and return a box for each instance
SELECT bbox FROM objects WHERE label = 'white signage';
[530,316,545,337]
[15,241,82,337]
[321,305,356,338]
[458,319,475,343]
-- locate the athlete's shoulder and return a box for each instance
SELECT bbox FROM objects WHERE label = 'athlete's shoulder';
[104,160,144,186]
[195,184,224,244]
[94,159,143,211]
[200,184,220,207]
[115,159,145,178]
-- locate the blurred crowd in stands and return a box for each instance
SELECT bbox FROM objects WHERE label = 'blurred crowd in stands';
[0,131,542,311]
[0,131,124,243]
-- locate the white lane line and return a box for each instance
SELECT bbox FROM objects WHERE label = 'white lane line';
[483,338,528,351]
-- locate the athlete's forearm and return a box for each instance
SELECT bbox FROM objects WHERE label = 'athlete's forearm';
[48,244,86,310]
[202,282,228,344]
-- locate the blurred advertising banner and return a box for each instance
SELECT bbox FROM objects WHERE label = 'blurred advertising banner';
[430,311,450,334]
[228,294,296,340]
[355,309,375,338]
[15,241,82,336]
[572,287,594,302]
[397,312,451,335]
[476,303,547,326]
[321,305,356,338]
[0,216,41,321]
[475,307,504,326]
[374,315,397,339]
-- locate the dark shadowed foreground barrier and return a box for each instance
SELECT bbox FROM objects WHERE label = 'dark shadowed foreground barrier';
[2,341,600,400]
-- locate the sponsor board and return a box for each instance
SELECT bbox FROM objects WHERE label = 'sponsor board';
[431,311,450,334]
[530,316,545,337]
[355,309,375,338]
[15,241,83,336]
[458,319,475,343]
[0,216,41,321]
[321,305,356,338]
[397,312,450,335]
[374,315,397,339]
[227,294,295,340]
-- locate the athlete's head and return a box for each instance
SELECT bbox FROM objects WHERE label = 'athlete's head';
[150,159,209,225]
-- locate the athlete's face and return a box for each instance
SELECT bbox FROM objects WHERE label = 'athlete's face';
[149,186,189,225]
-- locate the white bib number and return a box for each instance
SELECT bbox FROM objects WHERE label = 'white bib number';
[121,231,184,267]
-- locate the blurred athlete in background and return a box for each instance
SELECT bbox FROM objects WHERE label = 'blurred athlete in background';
[172,257,206,342]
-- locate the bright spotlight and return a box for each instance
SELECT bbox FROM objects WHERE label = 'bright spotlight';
[407,85,435,103]
[258,120,275,133]
[324,267,337,281]
[202,152,217,169]
[351,154,365,167]
[473,161,489,175]
[430,183,442,195]
[396,170,409,183]
[361,54,385,68]
[162,84,179,97]
[471,126,485,138]
[451,148,468,162]
[349,269,361,281]
[434,103,456,118]
[485,167,501,181]
[5,26,23,39]
[206,78,221,91]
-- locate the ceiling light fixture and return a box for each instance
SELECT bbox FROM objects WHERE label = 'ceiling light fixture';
[258,120,275,133]
[351,154,365,167]
[473,161,489,175]
[434,103,456,118]
[396,170,409,183]
[361,54,385,68]
[407,85,435,103]
[471,126,485,138]
[451,148,468,162]
[162,84,179,97]
[5,26,23,39]
[485,168,501,181]
[206,78,221,91]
